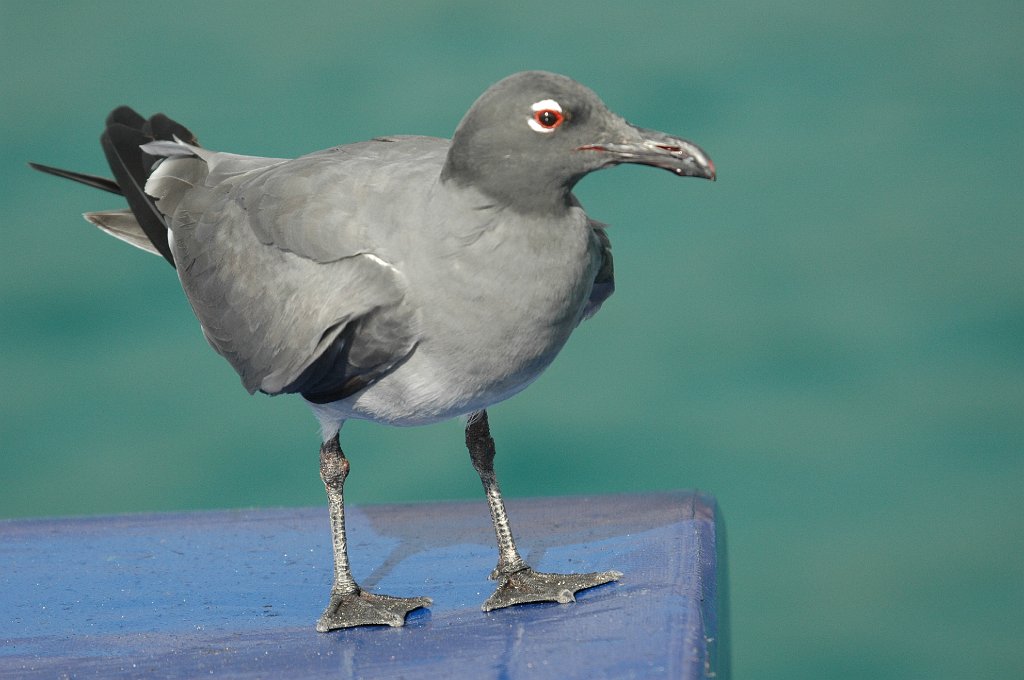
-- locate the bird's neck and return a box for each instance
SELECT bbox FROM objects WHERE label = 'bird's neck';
[441,141,581,216]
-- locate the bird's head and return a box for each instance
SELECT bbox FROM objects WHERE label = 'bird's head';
[442,71,715,213]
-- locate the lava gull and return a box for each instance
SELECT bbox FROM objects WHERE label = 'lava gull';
[31,70,715,630]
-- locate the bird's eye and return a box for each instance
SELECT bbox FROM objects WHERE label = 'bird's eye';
[534,109,564,129]
[528,99,565,133]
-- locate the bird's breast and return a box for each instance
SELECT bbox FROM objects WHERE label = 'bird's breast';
[349,208,599,424]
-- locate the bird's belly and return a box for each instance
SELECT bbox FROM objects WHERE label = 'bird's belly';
[342,349,549,426]
[346,290,585,425]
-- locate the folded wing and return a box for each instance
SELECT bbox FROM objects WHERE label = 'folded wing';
[145,138,448,401]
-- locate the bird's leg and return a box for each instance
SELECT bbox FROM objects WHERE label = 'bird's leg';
[466,410,622,612]
[316,433,431,631]
[466,410,529,578]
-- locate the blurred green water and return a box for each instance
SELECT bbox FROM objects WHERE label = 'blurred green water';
[1,1,1021,677]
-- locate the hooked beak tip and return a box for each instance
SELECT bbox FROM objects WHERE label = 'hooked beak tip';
[660,140,715,180]
[578,134,715,181]
[697,159,717,181]
[673,157,715,181]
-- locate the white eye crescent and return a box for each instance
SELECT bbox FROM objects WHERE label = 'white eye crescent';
[528,99,565,133]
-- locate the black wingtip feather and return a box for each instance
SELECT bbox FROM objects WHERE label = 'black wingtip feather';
[35,106,200,270]
[100,123,176,267]
[96,109,201,269]
[144,113,200,147]
[105,106,146,129]
[28,162,123,195]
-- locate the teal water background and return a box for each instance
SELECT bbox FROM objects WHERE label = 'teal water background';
[2,2,1021,677]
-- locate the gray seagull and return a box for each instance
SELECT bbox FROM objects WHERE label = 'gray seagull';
[31,70,715,631]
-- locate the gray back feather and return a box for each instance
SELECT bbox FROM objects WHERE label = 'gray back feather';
[144,139,440,397]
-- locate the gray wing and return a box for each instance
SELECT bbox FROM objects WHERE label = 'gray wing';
[146,137,448,399]
[581,219,615,321]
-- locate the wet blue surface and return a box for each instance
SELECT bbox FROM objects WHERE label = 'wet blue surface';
[1,492,725,678]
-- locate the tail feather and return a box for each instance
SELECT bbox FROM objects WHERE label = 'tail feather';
[31,106,201,270]
[84,210,162,255]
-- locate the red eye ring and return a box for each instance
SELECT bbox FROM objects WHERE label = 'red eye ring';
[533,108,564,129]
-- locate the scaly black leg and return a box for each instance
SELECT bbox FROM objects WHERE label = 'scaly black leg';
[316,434,431,631]
[465,410,622,612]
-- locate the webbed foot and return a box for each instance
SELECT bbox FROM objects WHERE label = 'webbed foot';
[482,566,622,612]
[316,589,432,631]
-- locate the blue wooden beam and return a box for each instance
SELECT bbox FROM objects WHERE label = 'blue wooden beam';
[1,492,727,678]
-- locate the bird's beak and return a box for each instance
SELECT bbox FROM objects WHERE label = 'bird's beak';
[578,124,716,181]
